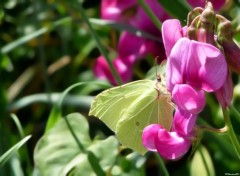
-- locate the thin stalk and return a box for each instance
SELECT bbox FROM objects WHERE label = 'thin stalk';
[222,108,240,159]
[155,153,169,176]
[197,125,227,133]
[74,1,122,85]
[63,116,86,153]
[199,147,211,176]
[63,116,106,176]
[137,0,162,30]
[10,114,32,174]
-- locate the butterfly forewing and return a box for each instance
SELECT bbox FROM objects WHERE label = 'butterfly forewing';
[116,83,174,154]
[89,79,174,155]
[89,80,155,131]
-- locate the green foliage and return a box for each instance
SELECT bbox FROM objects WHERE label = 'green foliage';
[0,135,31,167]
[0,0,240,175]
[89,80,174,154]
[190,145,215,176]
[34,113,119,176]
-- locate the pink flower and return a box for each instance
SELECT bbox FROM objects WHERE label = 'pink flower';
[162,19,227,112]
[94,56,133,85]
[172,84,205,114]
[162,19,188,57]
[95,0,169,84]
[101,0,169,32]
[142,109,196,160]
[101,0,137,23]
[118,32,166,64]
[166,37,227,93]
[187,0,225,11]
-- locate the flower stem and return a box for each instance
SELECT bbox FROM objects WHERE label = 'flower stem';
[222,108,240,159]
[155,153,169,176]
[63,115,86,153]
[197,125,227,133]
[66,1,122,85]
[137,0,162,30]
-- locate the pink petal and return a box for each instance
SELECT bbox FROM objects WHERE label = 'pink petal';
[130,0,169,33]
[215,71,233,108]
[118,32,148,64]
[101,0,137,22]
[190,40,227,91]
[167,38,227,92]
[172,109,197,136]
[118,32,166,64]
[172,84,205,114]
[142,124,160,151]
[162,19,184,57]
[94,56,133,85]
[155,130,192,160]
[187,0,225,11]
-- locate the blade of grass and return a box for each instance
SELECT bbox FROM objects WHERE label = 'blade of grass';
[138,0,162,30]
[1,17,71,54]
[61,1,122,85]
[45,81,111,132]
[10,114,32,174]
[0,135,31,167]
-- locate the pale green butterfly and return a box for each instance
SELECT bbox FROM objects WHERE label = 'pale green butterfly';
[89,63,174,154]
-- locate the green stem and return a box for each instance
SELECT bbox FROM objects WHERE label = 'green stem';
[155,153,169,176]
[222,108,240,159]
[75,1,122,85]
[138,0,162,30]
[10,114,32,174]
[197,125,227,133]
[63,116,86,153]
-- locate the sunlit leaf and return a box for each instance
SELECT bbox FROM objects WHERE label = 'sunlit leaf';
[34,113,118,176]
[89,80,174,154]
[190,145,215,176]
[157,0,190,23]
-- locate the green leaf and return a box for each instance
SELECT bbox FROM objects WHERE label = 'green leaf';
[89,18,161,42]
[111,152,146,176]
[157,0,190,23]
[89,80,174,154]
[190,145,215,176]
[0,135,31,167]
[34,113,118,176]
[44,81,111,133]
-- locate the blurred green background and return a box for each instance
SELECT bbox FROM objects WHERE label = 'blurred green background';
[0,0,239,175]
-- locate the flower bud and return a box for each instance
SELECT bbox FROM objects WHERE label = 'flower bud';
[187,2,216,44]
[197,2,216,44]
[217,17,240,73]
[215,71,233,108]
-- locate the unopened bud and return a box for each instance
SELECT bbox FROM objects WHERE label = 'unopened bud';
[217,17,240,73]
[215,71,233,108]
[187,2,216,44]
[198,2,216,44]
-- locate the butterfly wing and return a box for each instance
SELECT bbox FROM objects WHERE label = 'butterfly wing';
[89,80,155,132]
[116,86,174,154]
[89,79,174,154]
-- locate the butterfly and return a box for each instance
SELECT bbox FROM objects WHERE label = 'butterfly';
[89,64,174,154]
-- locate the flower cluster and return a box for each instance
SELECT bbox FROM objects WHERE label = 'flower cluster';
[94,0,227,85]
[94,0,169,85]
[142,2,236,160]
